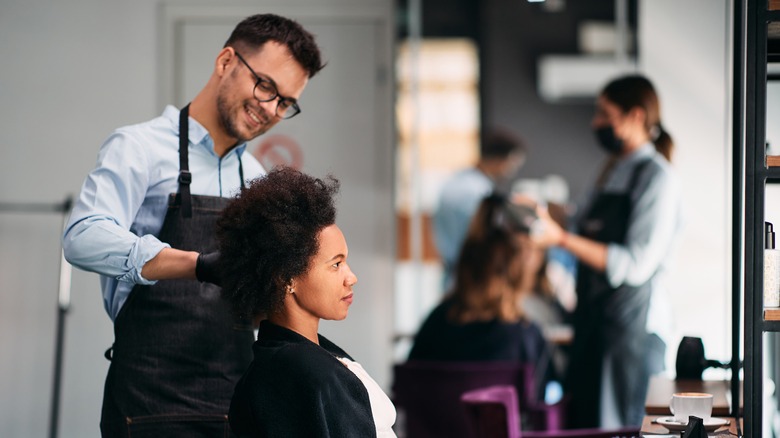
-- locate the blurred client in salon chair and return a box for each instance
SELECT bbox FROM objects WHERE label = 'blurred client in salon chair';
[533,74,684,428]
[219,168,396,437]
[434,129,527,292]
[410,194,555,400]
[518,240,571,378]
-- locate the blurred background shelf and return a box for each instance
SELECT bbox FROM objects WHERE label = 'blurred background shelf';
[764,308,780,321]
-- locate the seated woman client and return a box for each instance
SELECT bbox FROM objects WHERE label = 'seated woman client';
[408,194,555,396]
[218,167,396,437]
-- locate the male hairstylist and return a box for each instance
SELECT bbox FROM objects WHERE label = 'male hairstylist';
[63,14,324,436]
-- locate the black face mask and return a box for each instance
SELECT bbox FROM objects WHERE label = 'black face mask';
[594,126,624,155]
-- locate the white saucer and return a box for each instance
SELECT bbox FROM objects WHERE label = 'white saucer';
[656,416,730,432]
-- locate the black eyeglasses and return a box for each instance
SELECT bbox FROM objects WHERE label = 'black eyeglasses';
[234,51,301,120]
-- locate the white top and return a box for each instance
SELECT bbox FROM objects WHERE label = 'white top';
[338,357,397,437]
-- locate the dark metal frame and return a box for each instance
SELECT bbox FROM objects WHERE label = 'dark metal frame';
[739,0,780,436]
[732,0,746,435]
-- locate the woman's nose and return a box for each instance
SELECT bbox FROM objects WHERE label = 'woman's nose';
[346,267,358,287]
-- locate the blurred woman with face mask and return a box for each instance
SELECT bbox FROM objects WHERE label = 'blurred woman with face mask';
[534,75,684,428]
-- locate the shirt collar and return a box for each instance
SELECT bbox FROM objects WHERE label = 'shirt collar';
[601,143,654,183]
[164,105,248,157]
[622,142,655,163]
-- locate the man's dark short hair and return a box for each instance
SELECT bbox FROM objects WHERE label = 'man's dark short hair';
[480,128,527,160]
[225,13,325,78]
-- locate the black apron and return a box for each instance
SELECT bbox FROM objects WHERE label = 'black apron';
[565,159,655,428]
[100,105,253,437]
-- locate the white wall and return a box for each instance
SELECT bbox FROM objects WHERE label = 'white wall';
[1,2,160,436]
[0,1,394,437]
[639,0,733,370]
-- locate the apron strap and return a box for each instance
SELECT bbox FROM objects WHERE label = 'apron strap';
[238,153,245,190]
[178,103,247,213]
[178,104,193,218]
[627,159,653,194]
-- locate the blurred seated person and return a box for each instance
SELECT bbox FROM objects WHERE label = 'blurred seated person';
[518,241,572,381]
[519,240,570,333]
[434,128,527,291]
[409,193,555,400]
[510,176,578,317]
[218,168,397,437]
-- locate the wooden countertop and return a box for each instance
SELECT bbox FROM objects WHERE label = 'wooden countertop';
[644,376,742,416]
[641,415,741,436]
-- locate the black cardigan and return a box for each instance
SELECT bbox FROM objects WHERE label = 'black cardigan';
[229,320,377,437]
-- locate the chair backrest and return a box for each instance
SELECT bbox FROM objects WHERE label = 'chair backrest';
[460,385,522,438]
[392,361,531,438]
[460,385,641,438]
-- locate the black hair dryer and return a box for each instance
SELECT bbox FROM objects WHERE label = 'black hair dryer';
[675,336,731,380]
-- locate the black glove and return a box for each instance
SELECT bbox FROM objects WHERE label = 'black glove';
[195,251,222,286]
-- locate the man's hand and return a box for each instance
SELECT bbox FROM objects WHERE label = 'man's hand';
[196,251,222,286]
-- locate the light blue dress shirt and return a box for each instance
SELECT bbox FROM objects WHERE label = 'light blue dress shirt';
[63,106,265,320]
[433,167,494,290]
[581,143,684,288]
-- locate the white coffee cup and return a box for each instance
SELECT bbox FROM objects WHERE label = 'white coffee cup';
[669,392,713,423]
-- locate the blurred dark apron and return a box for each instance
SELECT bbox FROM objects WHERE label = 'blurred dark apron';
[100,105,253,437]
[565,159,653,428]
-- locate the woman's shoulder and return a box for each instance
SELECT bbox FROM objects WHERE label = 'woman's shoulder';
[234,337,375,437]
[269,341,342,371]
[417,299,457,327]
[630,151,680,198]
[242,341,354,399]
[499,314,538,328]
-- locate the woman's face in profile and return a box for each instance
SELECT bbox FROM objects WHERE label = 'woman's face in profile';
[290,224,358,322]
[592,96,625,131]
[592,95,645,145]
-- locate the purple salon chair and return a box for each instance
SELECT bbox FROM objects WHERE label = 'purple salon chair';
[392,361,565,438]
[460,385,641,438]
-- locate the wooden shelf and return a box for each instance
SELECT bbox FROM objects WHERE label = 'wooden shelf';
[767,155,780,167]
[771,0,780,11]
[764,307,780,320]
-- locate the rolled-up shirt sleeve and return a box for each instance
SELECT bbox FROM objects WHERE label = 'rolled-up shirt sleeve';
[605,167,681,288]
[63,131,169,285]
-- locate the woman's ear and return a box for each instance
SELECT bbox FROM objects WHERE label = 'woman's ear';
[627,106,647,127]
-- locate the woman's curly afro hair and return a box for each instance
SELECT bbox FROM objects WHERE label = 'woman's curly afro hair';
[217,167,340,319]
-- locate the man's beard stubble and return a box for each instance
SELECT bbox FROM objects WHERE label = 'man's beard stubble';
[216,94,271,144]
